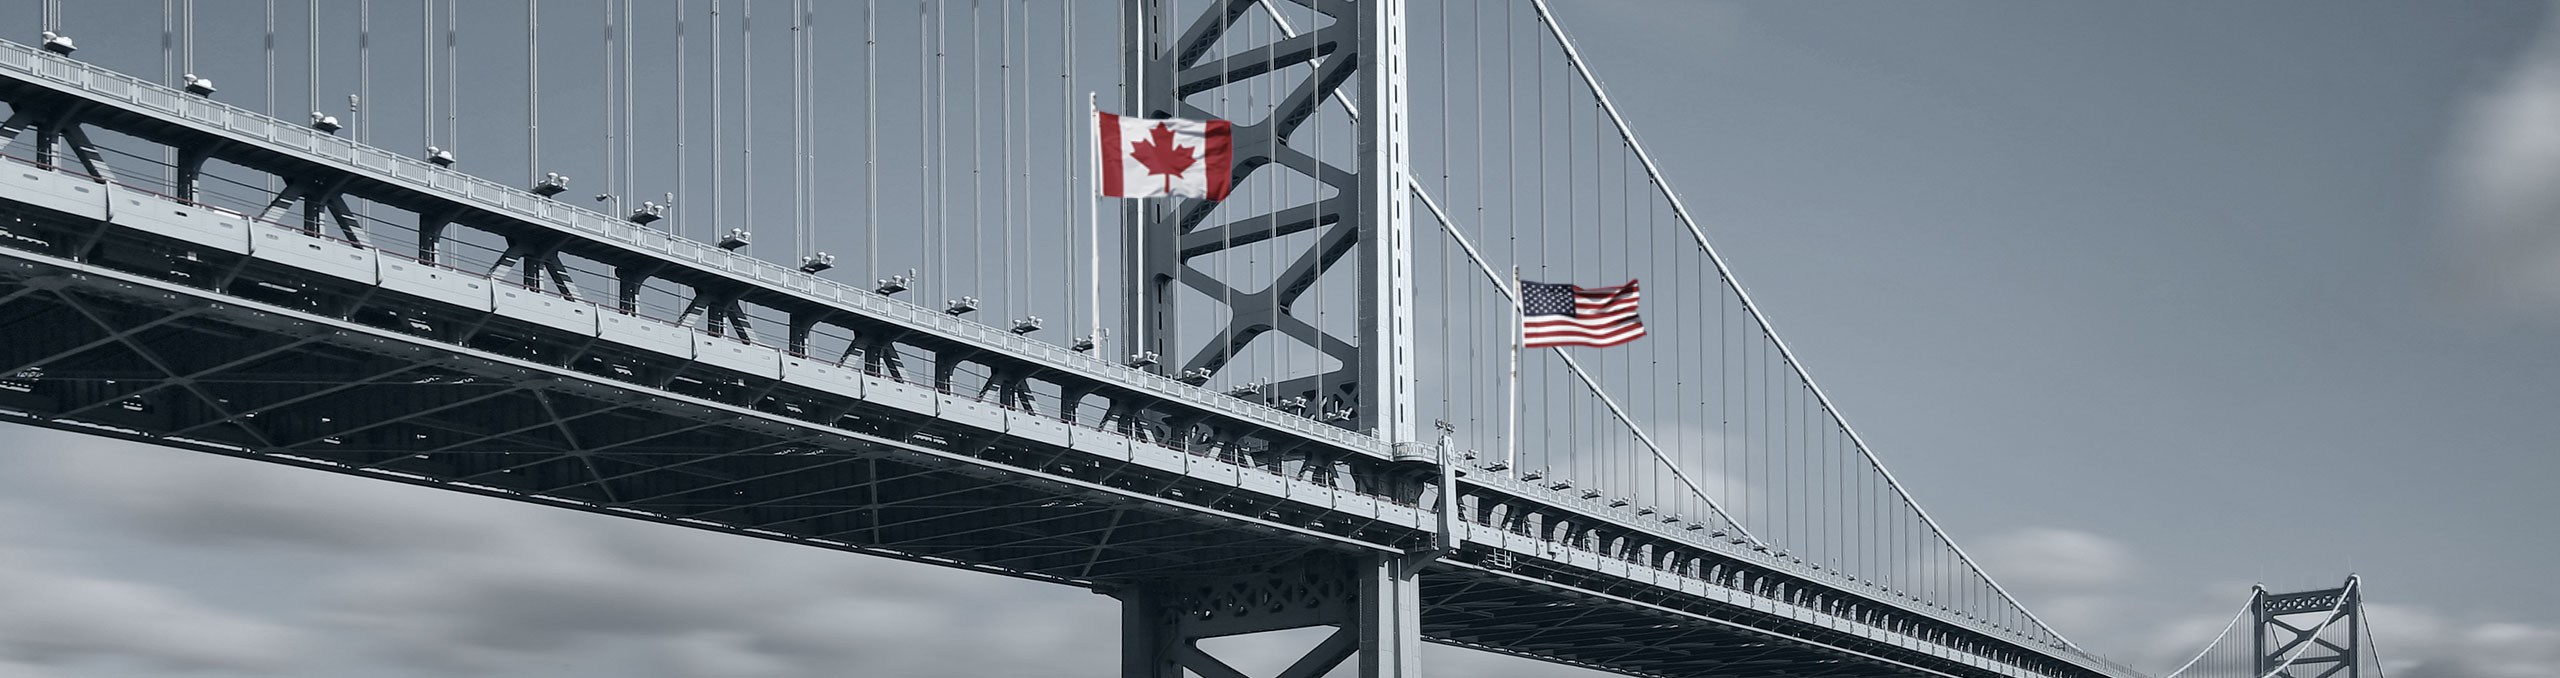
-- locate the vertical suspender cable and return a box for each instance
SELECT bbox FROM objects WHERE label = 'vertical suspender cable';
[711,0,723,237]
[445,0,457,154]
[623,0,635,219]
[865,0,878,281]
[163,0,174,179]
[265,0,276,191]
[794,0,807,256]
[743,0,755,253]
[163,0,172,92]
[793,0,807,258]
[934,1,947,298]
[183,0,196,84]
[920,2,933,298]
[265,0,275,118]
[357,0,368,143]
[422,0,434,151]
[1474,0,1486,448]
[308,0,318,125]
[805,0,818,262]
[970,0,982,305]
[1262,8,1276,394]
[440,0,455,265]
[1438,0,1451,427]
[677,0,688,237]
[359,0,371,149]
[1064,6,1082,345]
[1501,1,1517,471]
[356,0,370,223]
[603,0,616,213]
[1212,0,1228,382]
[529,0,541,184]
[1001,0,1013,318]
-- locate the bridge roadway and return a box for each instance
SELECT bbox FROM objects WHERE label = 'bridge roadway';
[0,39,2134,678]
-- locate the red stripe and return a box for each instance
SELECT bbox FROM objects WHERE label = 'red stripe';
[1526,327,1647,348]
[1526,325,1647,347]
[1525,322,1644,338]
[1202,120,1232,201]
[1097,112,1124,198]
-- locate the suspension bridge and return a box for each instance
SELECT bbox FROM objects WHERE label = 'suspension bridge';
[0,1,2384,677]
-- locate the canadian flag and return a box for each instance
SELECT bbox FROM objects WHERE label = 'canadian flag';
[1096,112,1232,201]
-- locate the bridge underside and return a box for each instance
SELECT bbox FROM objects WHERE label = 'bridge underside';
[0,200,2089,678]
[0,238,1364,586]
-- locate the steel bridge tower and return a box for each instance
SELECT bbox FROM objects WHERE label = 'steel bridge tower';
[1118,1,1430,676]
[1120,0,1415,445]
[2252,579,2365,678]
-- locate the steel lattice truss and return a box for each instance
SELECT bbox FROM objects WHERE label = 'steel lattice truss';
[1125,0,1409,438]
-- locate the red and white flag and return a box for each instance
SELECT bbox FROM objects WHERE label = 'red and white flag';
[1096,112,1232,201]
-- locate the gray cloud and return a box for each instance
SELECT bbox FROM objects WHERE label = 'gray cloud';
[2372,604,2560,678]
[1979,527,2138,590]
[0,510,305,674]
[2443,4,2560,318]
[23,434,1124,678]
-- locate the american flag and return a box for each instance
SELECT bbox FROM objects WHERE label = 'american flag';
[1520,279,1646,348]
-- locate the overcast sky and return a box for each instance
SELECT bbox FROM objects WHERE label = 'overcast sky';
[5,2,2560,677]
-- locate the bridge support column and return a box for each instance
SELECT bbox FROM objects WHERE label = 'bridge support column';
[1116,555,1423,678]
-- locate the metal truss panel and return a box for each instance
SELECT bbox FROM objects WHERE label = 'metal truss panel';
[492,284,599,336]
[936,394,1008,434]
[1004,411,1073,448]
[247,223,376,284]
[690,334,782,380]
[597,312,693,359]
[378,259,494,312]
[780,356,865,400]
[1129,441,1189,475]
[1235,467,1288,499]
[862,374,939,418]
[109,193,246,254]
[1070,431,1135,464]
[0,165,105,220]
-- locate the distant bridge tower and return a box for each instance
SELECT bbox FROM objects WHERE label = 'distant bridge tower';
[1116,2,1431,678]
[2252,578,2364,678]
[1120,0,1416,445]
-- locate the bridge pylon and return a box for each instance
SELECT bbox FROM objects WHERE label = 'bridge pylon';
[1115,553,1422,678]
[1119,1,1425,673]
[1121,0,1415,444]
[2252,577,2364,678]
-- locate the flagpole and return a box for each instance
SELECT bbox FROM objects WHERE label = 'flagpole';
[1088,92,1103,357]
[1507,265,1521,477]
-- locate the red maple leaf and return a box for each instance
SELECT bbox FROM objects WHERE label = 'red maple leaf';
[1129,123,1197,194]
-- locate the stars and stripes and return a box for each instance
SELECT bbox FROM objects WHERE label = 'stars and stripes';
[1520,279,1646,348]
